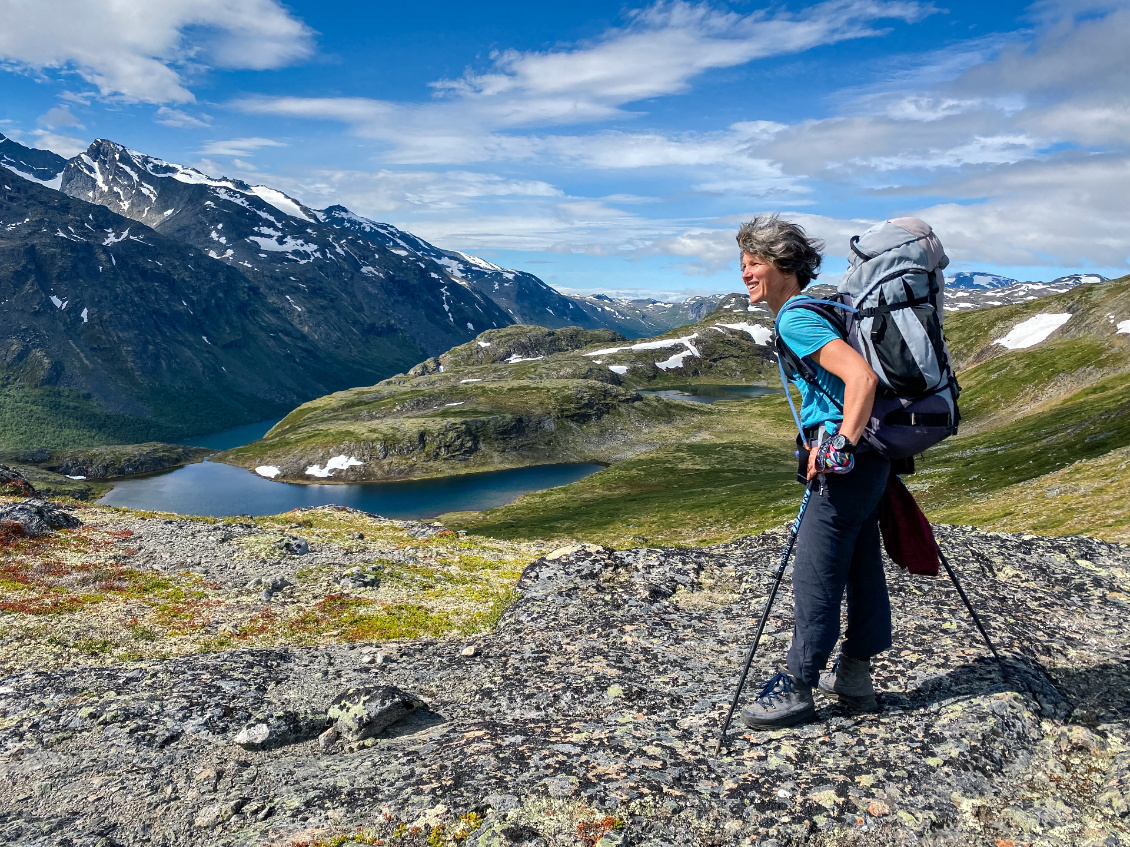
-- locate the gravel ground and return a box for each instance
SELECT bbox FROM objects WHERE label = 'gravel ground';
[0,503,1128,847]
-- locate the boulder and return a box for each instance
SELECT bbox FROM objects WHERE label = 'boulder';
[0,498,81,536]
[327,685,426,741]
[232,711,325,750]
[0,465,37,498]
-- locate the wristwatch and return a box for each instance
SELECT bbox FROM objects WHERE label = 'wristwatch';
[830,431,856,454]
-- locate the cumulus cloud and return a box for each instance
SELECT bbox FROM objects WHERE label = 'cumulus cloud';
[0,0,314,103]
[242,0,1129,277]
[237,0,934,161]
[13,130,90,158]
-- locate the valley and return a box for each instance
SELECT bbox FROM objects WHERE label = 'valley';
[3,129,1128,847]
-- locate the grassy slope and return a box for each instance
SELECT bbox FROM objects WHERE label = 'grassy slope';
[448,278,1130,545]
[443,396,799,547]
[215,317,778,482]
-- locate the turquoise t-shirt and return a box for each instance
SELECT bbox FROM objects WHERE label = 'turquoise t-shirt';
[777,295,846,430]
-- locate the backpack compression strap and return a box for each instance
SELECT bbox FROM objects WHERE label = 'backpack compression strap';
[772,298,857,441]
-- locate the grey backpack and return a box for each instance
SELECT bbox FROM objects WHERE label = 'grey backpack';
[774,217,960,459]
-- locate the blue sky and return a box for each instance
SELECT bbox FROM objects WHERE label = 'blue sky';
[2,0,1128,299]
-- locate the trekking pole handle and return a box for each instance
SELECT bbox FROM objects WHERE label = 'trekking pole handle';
[714,483,813,755]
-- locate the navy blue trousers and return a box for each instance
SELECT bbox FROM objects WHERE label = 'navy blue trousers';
[785,449,892,687]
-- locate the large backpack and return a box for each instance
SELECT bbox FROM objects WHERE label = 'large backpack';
[773,217,960,460]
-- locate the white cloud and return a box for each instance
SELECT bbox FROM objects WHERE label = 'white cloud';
[259,168,564,216]
[155,107,211,128]
[236,0,934,161]
[199,137,287,157]
[0,0,314,103]
[430,0,934,127]
[25,130,88,158]
[37,106,83,129]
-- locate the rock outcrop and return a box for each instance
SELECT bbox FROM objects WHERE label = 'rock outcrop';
[0,465,36,498]
[0,511,1127,846]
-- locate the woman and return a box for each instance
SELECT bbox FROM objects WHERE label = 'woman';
[736,215,890,730]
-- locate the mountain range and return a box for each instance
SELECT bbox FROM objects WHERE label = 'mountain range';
[947,271,1107,289]
[0,135,723,448]
[0,133,1112,449]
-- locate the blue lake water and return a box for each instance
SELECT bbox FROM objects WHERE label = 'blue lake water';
[182,418,284,451]
[101,385,766,519]
[98,459,604,519]
[640,384,777,403]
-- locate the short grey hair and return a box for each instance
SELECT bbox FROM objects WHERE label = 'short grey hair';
[736,215,824,289]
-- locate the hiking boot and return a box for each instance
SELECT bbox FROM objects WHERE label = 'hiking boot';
[817,655,878,711]
[740,670,816,730]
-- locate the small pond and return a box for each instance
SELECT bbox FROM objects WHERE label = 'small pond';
[641,384,778,403]
[98,459,604,519]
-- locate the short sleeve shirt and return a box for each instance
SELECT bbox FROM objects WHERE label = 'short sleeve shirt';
[777,295,846,430]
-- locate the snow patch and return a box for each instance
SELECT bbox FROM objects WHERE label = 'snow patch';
[608,365,629,375]
[49,295,67,309]
[655,351,696,370]
[1117,320,1130,335]
[586,334,699,357]
[258,186,314,220]
[505,354,544,363]
[81,307,88,323]
[254,466,281,478]
[453,250,503,272]
[305,455,364,478]
[66,475,86,481]
[717,322,772,344]
[1,162,62,189]
[477,341,491,348]
[993,314,1072,349]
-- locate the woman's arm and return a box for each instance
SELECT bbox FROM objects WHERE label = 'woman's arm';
[806,338,878,478]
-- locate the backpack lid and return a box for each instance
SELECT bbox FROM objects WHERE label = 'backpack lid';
[840,218,949,300]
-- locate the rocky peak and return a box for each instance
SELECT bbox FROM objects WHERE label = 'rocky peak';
[0,133,67,188]
[58,139,514,360]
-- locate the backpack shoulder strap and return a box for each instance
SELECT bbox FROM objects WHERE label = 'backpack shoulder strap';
[773,297,856,439]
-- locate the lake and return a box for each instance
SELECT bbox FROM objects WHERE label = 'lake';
[98,387,759,519]
[98,459,604,519]
[182,417,284,450]
[640,384,777,403]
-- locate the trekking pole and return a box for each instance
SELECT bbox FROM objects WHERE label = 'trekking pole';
[715,481,814,755]
[936,547,1006,671]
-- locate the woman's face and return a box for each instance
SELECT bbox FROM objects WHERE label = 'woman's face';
[741,253,791,305]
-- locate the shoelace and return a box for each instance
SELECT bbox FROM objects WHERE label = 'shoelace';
[755,671,794,706]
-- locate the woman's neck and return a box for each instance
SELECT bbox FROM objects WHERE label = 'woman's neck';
[767,282,803,316]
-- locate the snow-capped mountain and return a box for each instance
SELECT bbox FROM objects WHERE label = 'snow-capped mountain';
[1049,273,1107,286]
[0,163,367,444]
[946,271,1018,289]
[60,140,512,362]
[319,206,723,338]
[317,204,597,331]
[0,133,67,188]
